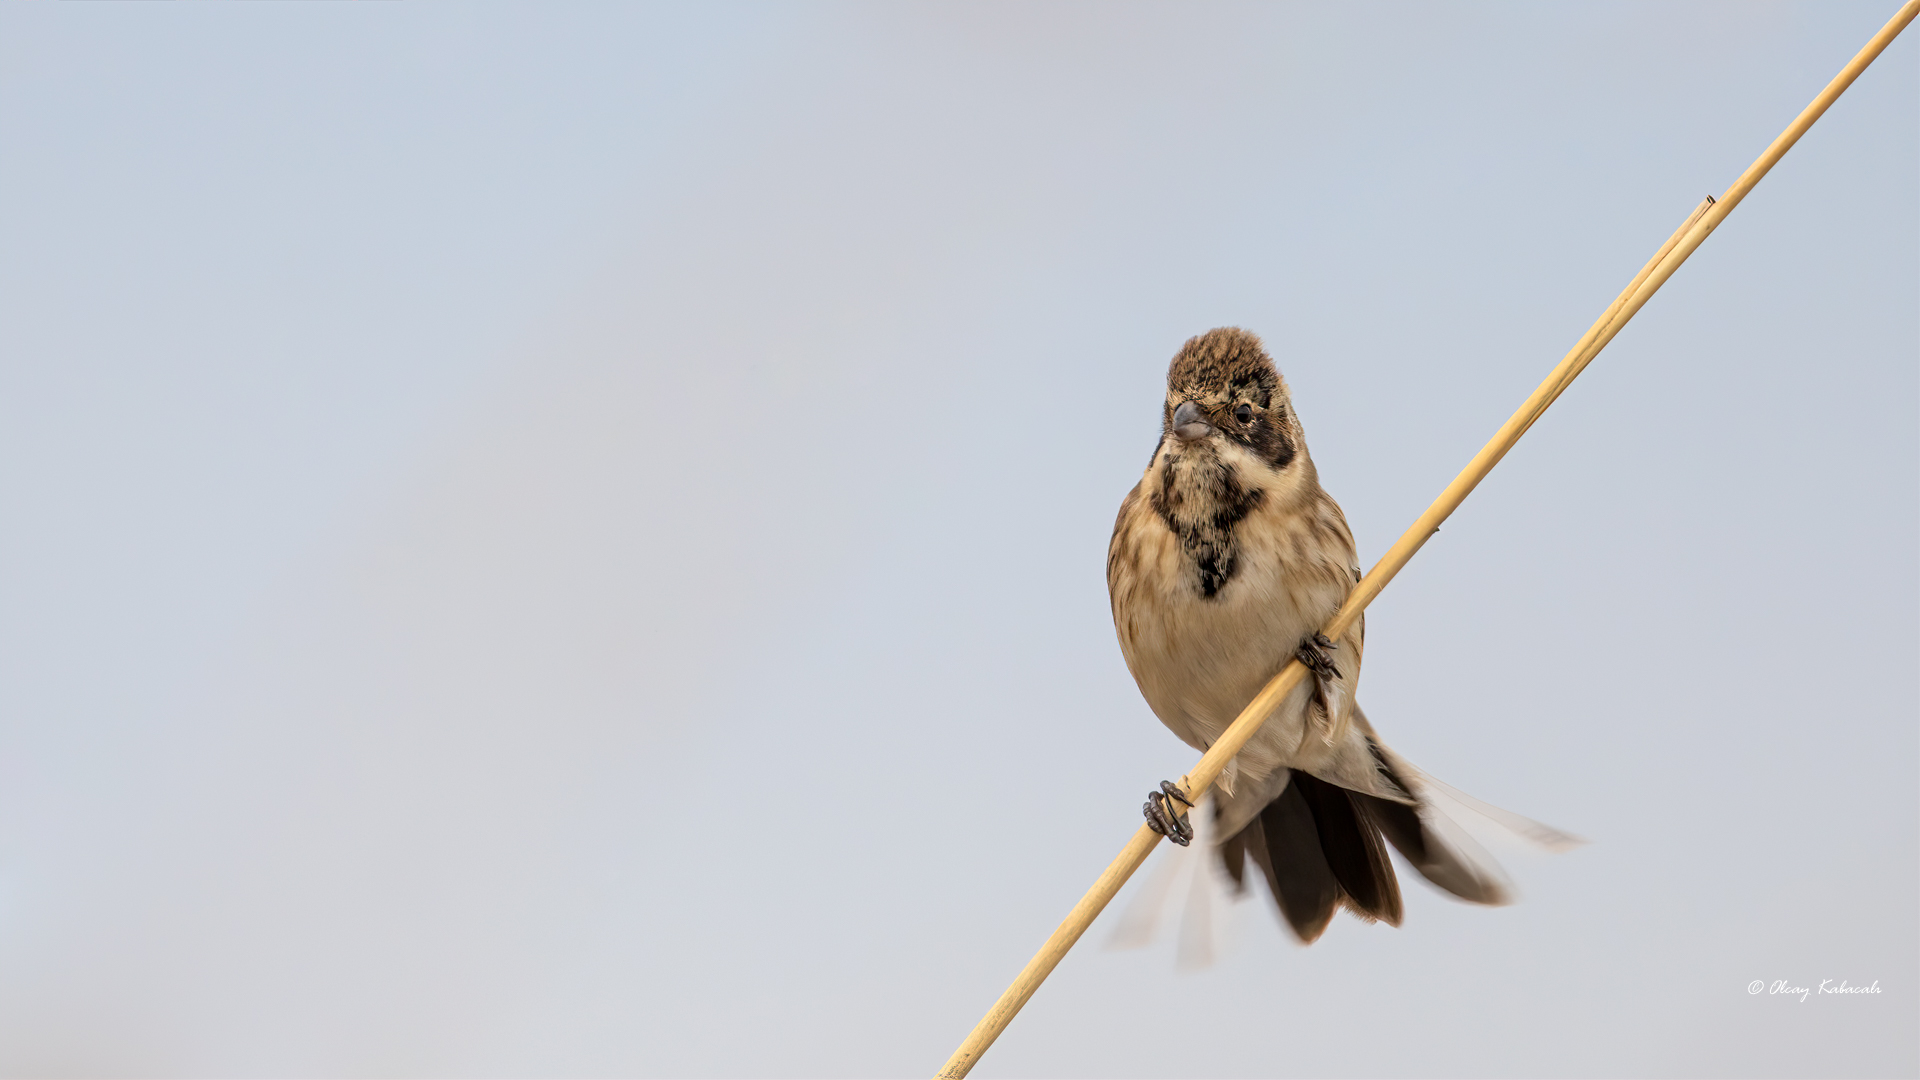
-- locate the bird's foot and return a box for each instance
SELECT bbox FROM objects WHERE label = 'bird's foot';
[1296,632,1342,680]
[1144,780,1194,846]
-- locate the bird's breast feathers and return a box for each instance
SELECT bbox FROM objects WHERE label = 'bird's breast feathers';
[1108,439,1361,765]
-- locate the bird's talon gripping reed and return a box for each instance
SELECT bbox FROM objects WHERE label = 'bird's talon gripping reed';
[1143,781,1194,846]
[1295,635,1341,680]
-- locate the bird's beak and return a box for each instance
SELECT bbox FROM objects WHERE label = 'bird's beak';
[1171,400,1214,442]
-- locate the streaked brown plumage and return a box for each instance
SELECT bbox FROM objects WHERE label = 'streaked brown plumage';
[1108,327,1509,942]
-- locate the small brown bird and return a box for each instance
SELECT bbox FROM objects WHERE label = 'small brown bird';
[1107,327,1513,943]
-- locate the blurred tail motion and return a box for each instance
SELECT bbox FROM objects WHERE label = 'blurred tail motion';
[1214,734,1583,943]
[1114,740,1582,950]
[1107,795,1230,969]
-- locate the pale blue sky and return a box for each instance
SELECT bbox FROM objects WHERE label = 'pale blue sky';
[1,3,1914,1077]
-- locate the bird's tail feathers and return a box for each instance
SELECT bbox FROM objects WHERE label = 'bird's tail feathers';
[1361,738,1584,905]
[1222,771,1403,943]
[1409,765,1588,853]
[1111,757,1585,953]
[1221,753,1584,939]
[1356,788,1513,907]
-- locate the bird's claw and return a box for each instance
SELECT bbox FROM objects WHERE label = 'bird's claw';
[1296,632,1341,680]
[1144,780,1194,846]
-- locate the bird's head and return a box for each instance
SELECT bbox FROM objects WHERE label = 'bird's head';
[1161,327,1302,474]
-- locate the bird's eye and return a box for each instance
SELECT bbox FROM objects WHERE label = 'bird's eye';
[1234,403,1253,424]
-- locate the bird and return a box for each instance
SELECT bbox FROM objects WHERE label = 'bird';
[1106,326,1516,943]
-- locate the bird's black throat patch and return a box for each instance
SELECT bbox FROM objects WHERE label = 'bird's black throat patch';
[1150,450,1265,598]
